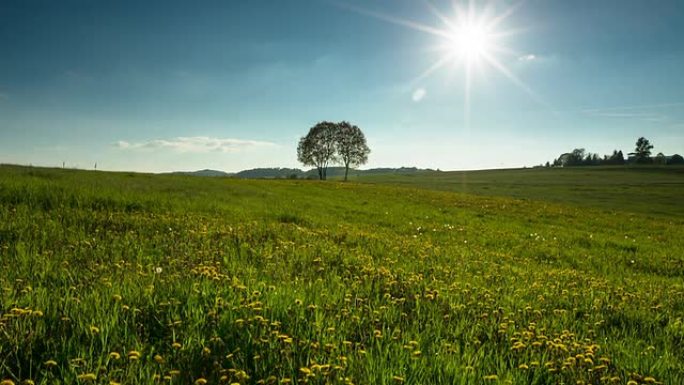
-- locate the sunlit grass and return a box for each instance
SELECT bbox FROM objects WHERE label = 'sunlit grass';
[0,165,682,384]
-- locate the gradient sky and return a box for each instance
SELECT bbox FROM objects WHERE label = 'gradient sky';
[1,0,683,172]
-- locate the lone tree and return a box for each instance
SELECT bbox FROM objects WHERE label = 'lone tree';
[629,137,654,164]
[297,122,338,180]
[336,121,370,181]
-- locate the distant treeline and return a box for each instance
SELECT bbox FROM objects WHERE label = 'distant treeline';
[546,137,684,167]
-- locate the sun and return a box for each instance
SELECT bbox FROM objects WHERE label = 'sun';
[337,0,539,128]
[447,18,494,63]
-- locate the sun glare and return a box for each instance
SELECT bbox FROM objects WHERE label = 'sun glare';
[338,0,538,129]
[448,20,493,62]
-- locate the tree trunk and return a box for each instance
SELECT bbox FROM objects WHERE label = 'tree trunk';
[344,162,349,181]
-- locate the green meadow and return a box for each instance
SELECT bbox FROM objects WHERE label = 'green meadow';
[1,164,683,385]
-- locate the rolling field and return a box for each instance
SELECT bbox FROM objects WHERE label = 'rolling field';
[1,164,683,385]
[356,166,684,218]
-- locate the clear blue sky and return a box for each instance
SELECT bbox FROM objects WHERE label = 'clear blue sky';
[1,0,683,172]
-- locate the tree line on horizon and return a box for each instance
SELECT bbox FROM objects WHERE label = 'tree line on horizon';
[546,137,684,167]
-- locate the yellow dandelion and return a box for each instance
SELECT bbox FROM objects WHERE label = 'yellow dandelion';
[643,378,657,384]
[483,374,498,381]
[76,373,97,381]
[44,360,58,367]
[168,370,181,376]
[109,381,121,385]
[89,326,100,334]
[154,354,164,364]
[23,381,35,385]
[109,352,121,360]
[0,380,15,385]
[172,342,182,349]
[127,350,141,360]
[518,364,529,370]
[391,376,404,383]
[195,378,208,385]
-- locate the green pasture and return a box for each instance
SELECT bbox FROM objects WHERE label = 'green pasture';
[0,164,682,385]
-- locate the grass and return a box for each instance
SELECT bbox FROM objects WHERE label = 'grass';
[355,166,684,218]
[0,164,683,385]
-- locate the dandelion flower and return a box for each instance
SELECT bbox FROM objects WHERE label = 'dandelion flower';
[76,373,97,381]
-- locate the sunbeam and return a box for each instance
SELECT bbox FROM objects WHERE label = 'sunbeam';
[336,0,540,130]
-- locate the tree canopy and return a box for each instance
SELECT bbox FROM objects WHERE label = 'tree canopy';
[629,137,654,163]
[336,122,370,181]
[297,121,370,180]
[297,122,338,180]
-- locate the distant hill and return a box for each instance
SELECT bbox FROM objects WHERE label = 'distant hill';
[170,166,435,179]
[235,166,434,179]
[235,168,305,179]
[171,169,234,177]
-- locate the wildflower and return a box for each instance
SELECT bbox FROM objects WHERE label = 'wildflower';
[44,360,58,367]
[90,326,100,334]
[299,367,312,375]
[483,374,498,381]
[77,373,97,381]
[109,352,121,360]
[392,376,404,383]
[195,378,208,385]
[172,342,182,349]
[155,267,163,274]
[154,355,164,364]
[0,380,14,385]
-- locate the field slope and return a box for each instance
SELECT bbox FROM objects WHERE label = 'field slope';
[0,165,683,385]
[357,166,684,218]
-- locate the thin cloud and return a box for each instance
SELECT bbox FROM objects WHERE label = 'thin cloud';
[582,102,684,114]
[517,54,536,62]
[582,102,684,122]
[114,136,277,153]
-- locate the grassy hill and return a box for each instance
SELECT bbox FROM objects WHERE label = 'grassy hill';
[355,166,684,218]
[0,164,682,384]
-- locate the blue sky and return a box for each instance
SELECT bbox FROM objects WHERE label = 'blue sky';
[1,0,683,172]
